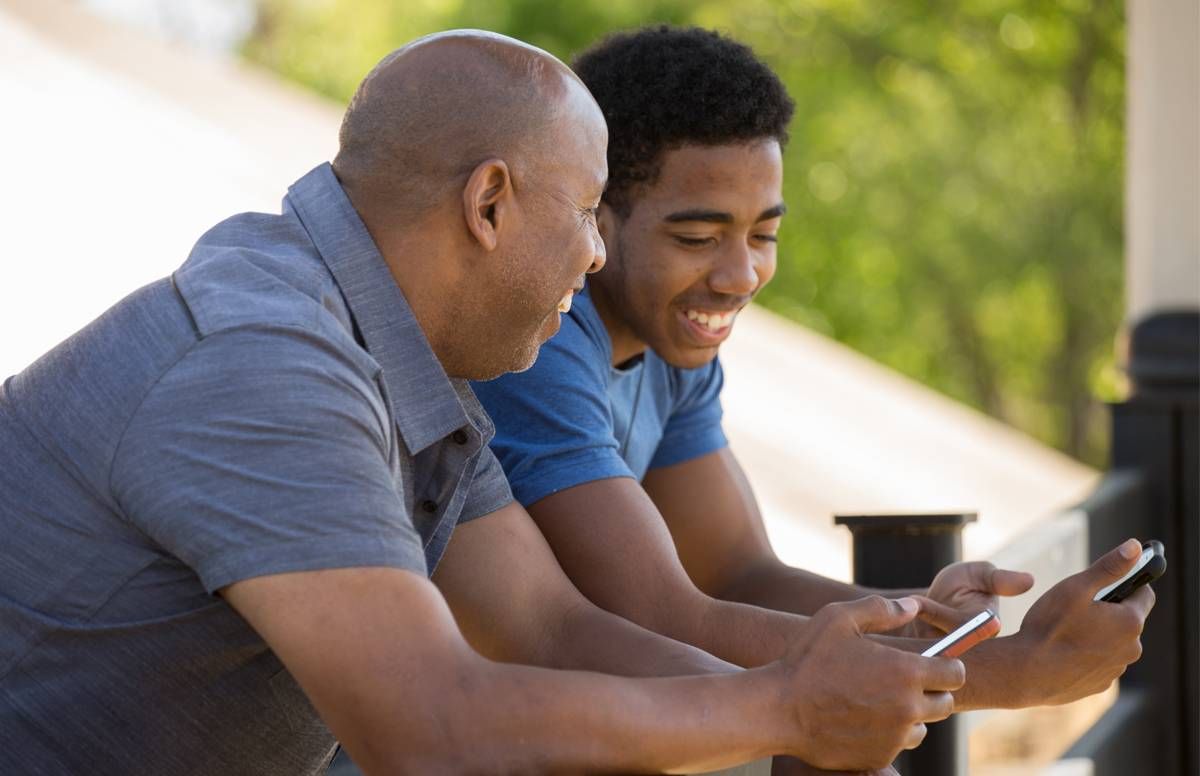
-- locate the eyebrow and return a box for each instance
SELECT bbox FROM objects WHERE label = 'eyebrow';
[663,203,788,224]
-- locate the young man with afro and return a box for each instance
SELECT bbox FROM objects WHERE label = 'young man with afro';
[470,24,1154,771]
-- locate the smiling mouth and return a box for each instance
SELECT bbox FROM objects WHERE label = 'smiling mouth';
[557,281,586,314]
[683,307,740,333]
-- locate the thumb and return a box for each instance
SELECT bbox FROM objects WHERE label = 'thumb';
[990,568,1035,597]
[1086,539,1143,591]
[839,595,921,635]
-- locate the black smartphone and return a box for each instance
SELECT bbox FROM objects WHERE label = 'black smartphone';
[1094,540,1166,603]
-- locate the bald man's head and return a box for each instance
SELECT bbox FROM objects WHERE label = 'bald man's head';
[333,30,589,222]
[330,31,609,381]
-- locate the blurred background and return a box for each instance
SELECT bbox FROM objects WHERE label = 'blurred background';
[3,1,1193,774]
[79,0,1127,469]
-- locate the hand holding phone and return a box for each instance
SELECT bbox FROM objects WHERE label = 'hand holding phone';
[1093,540,1166,603]
[922,609,1000,658]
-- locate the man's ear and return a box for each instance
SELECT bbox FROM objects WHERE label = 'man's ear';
[461,158,512,252]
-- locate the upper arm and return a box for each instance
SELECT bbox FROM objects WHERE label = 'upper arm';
[432,501,587,667]
[526,477,707,635]
[222,567,477,774]
[643,448,778,598]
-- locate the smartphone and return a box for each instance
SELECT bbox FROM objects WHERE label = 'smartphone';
[921,609,1000,658]
[1093,540,1167,603]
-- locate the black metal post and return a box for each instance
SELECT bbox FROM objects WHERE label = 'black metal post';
[1096,311,1198,776]
[833,512,977,776]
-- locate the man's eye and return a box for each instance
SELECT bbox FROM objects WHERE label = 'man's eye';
[754,234,778,243]
[674,236,715,247]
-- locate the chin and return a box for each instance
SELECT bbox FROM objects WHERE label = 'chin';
[657,341,721,371]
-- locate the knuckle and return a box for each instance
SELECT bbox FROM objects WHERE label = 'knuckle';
[865,594,890,612]
[950,660,967,688]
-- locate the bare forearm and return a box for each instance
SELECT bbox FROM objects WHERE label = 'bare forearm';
[688,596,811,668]
[357,655,785,775]
[861,632,1026,712]
[550,599,742,677]
[716,561,875,616]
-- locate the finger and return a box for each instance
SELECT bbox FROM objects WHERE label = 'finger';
[838,595,920,635]
[918,655,966,692]
[918,689,956,723]
[1084,539,1143,592]
[989,568,1035,596]
[901,722,928,751]
[1121,582,1156,621]
[909,595,969,634]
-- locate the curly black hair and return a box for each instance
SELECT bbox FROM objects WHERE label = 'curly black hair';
[573,25,794,214]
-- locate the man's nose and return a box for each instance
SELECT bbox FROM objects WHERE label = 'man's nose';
[709,241,758,295]
[587,230,607,274]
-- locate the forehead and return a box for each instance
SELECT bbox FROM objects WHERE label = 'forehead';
[551,83,608,191]
[637,141,783,216]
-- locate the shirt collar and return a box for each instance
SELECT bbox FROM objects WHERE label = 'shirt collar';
[285,163,472,453]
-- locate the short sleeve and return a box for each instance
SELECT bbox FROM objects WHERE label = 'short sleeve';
[648,357,728,470]
[457,445,515,522]
[111,325,427,592]
[471,316,634,506]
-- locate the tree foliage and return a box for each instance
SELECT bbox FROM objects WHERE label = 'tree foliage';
[245,0,1125,466]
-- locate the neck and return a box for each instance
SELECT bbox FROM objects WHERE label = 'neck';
[589,280,647,367]
[367,227,461,370]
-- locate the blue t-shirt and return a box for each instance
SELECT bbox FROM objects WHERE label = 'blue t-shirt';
[472,287,727,506]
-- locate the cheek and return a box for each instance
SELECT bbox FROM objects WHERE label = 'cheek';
[758,252,778,287]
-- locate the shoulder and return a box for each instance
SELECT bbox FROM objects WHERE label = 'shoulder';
[173,211,355,351]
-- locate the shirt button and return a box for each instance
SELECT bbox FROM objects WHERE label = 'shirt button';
[421,500,438,513]
[451,429,469,445]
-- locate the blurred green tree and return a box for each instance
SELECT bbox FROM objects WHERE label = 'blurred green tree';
[245,0,1125,466]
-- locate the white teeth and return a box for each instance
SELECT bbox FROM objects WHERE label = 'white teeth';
[685,309,737,331]
[558,293,573,313]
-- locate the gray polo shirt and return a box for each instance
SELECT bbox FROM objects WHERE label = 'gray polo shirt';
[0,163,514,775]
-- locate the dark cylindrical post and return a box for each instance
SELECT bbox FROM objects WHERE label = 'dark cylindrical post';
[833,512,977,776]
[1106,311,1199,776]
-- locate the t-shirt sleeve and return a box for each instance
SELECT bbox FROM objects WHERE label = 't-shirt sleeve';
[457,445,515,522]
[471,317,634,506]
[648,357,728,470]
[110,325,427,593]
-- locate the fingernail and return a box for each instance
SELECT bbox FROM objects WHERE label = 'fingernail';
[898,597,919,614]
[1120,539,1140,559]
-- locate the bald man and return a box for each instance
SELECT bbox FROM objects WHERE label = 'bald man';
[0,32,964,775]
